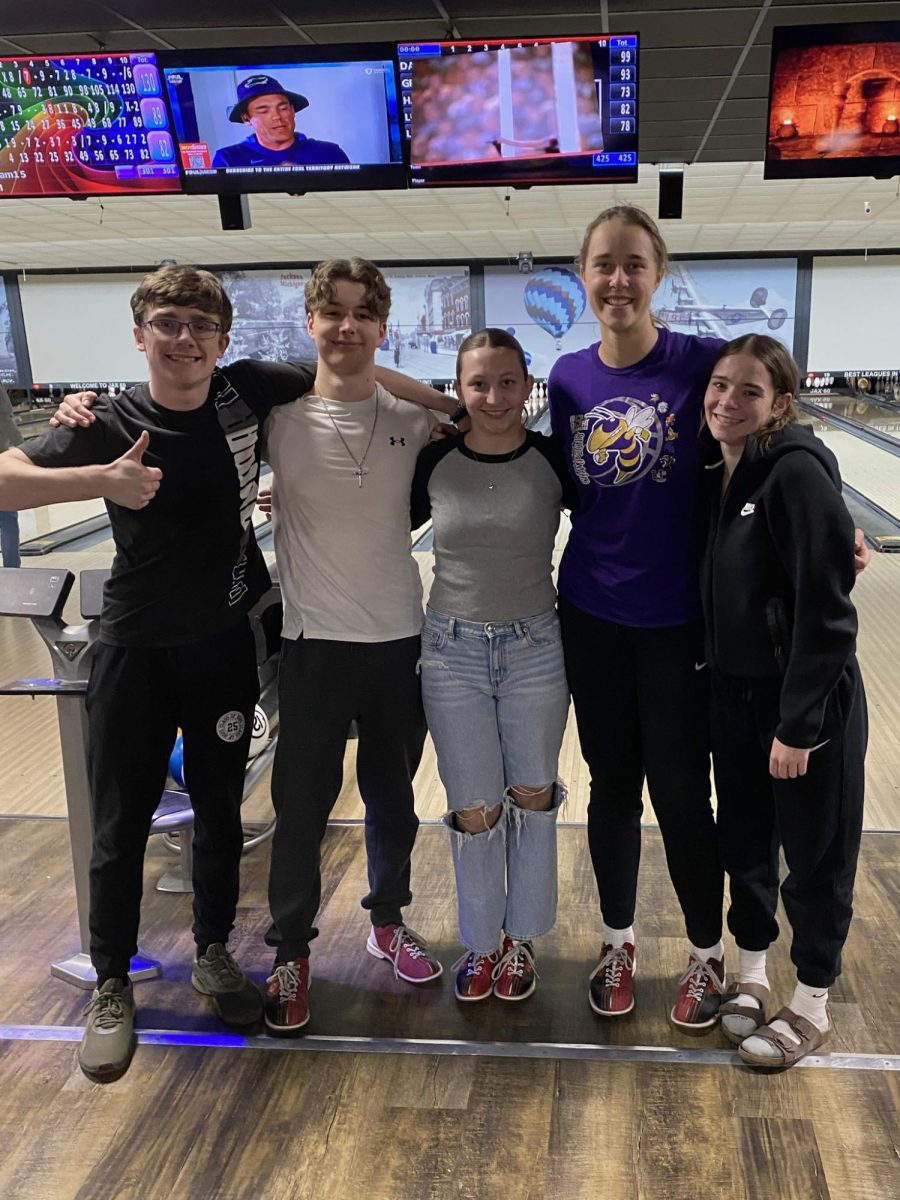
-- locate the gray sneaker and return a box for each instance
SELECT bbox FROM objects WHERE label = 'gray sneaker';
[78,977,135,1083]
[192,943,263,1027]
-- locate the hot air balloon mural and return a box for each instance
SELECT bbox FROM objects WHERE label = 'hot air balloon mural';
[523,268,587,350]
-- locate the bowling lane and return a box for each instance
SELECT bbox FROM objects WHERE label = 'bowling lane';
[804,392,900,438]
[800,408,900,519]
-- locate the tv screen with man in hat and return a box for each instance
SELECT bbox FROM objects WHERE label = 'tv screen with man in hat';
[161,51,405,193]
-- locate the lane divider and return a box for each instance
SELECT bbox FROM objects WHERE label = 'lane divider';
[0,1023,897,1071]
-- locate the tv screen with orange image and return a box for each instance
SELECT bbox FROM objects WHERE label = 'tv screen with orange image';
[765,21,900,180]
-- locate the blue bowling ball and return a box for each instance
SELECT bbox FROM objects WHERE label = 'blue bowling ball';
[169,733,187,789]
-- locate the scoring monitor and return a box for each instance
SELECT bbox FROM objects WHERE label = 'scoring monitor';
[0,53,180,197]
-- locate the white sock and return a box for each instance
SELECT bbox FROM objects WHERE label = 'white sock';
[732,948,769,1011]
[738,948,769,987]
[787,981,829,1032]
[742,981,829,1057]
[690,940,724,965]
[602,924,634,950]
[722,950,768,1038]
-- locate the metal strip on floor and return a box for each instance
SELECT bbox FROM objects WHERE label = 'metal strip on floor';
[1,1023,897,1072]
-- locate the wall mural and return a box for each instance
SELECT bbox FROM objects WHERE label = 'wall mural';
[219,265,470,381]
[484,258,798,379]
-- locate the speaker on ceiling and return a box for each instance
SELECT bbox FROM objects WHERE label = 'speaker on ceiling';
[218,193,251,231]
[657,168,684,220]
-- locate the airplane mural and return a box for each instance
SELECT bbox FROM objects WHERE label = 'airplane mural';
[657,269,790,341]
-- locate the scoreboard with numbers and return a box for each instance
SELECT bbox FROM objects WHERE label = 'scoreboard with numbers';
[0,53,181,197]
[398,34,639,188]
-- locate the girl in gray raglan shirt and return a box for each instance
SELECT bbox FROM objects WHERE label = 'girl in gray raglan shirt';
[410,329,576,1003]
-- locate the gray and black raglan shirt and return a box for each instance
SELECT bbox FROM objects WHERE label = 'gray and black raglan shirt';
[410,430,577,622]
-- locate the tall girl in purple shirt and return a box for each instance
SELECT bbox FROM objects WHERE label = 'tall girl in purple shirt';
[549,205,729,1031]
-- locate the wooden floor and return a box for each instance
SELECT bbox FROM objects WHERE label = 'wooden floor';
[0,821,897,1200]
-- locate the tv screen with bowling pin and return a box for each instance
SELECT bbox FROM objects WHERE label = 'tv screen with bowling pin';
[398,34,639,187]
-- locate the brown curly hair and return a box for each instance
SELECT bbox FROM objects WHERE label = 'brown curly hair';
[304,257,391,323]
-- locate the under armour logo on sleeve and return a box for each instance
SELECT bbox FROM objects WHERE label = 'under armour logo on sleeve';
[389,436,406,446]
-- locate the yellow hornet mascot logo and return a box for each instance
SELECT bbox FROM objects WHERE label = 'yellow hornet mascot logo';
[586,402,658,484]
[571,398,664,487]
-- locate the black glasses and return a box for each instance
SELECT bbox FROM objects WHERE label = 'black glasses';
[141,318,222,340]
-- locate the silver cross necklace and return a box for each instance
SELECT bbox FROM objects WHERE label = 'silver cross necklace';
[320,392,380,487]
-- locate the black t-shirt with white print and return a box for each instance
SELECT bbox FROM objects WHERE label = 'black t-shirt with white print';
[23,359,314,647]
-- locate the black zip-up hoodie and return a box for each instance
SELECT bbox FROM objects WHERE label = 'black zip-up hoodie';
[700,423,858,748]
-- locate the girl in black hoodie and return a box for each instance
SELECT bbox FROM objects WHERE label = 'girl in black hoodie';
[701,334,867,1071]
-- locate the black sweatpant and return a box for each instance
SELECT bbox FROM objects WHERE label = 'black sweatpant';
[710,661,867,988]
[265,634,426,961]
[86,619,259,982]
[558,597,723,947]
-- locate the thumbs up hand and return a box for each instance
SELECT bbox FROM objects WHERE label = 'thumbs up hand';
[102,431,163,509]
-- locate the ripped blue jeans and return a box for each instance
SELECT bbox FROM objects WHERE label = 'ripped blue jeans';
[420,607,569,953]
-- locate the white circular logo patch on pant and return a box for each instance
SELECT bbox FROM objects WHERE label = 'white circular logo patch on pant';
[216,711,246,742]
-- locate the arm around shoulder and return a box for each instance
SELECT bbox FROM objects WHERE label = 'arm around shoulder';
[374,367,456,416]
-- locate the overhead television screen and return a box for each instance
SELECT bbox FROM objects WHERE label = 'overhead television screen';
[398,34,639,187]
[160,46,405,193]
[0,53,180,197]
[765,21,900,180]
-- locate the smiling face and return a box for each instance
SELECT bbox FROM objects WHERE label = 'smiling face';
[458,345,532,443]
[306,279,387,375]
[242,93,297,151]
[134,303,229,397]
[580,217,665,340]
[704,352,792,447]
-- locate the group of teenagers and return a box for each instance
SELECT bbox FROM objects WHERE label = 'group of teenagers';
[0,204,868,1085]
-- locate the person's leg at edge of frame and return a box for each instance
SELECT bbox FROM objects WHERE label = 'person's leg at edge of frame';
[711,671,779,1046]
[178,619,264,1029]
[80,643,178,1083]
[356,636,442,984]
[636,621,726,1033]
[739,662,867,1071]
[558,597,640,1018]
[263,636,353,1035]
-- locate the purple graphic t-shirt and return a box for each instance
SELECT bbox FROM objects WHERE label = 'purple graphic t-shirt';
[549,328,725,627]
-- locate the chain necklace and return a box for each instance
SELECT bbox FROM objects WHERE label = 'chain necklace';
[467,441,523,491]
[320,392,380,487]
